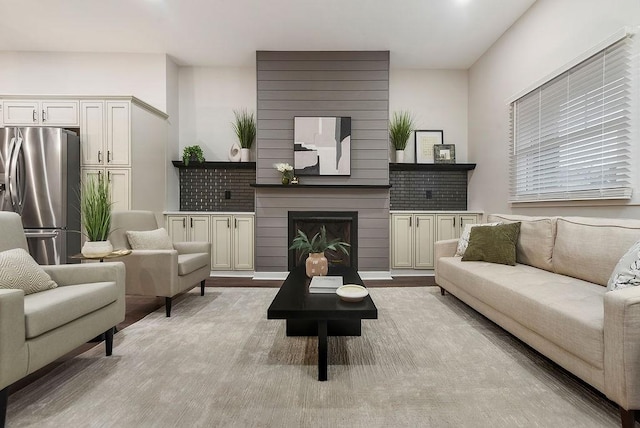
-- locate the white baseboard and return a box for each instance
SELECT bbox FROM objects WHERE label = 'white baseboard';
[209,271,255,278]
[251,271,393,281]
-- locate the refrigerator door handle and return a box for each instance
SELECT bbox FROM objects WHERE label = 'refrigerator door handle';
[8,135,23,211]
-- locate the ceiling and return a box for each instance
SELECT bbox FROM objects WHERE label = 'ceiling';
[0,0,537,69]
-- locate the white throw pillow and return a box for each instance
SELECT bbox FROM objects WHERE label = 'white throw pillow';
[455,222,502,257]
[0,248,58,295]
[126,228,174,250]
[607,240,640,291]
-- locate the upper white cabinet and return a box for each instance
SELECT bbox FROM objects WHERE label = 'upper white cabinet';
[81,101,130,166]
[3,100,79,126]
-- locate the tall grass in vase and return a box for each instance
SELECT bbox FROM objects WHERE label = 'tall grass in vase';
[389,111,414,163]
[233,109,256,161]
[80,175,114,257]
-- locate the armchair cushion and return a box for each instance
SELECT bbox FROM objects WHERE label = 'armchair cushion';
[126,228,173,250]
[0,248,57,295]
[178,253,210,276]
[24,281,119,338]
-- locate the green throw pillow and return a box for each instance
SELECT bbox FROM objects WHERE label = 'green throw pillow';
[462,222,521,266]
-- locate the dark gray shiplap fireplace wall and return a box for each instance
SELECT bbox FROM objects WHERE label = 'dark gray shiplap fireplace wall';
[254,51,390,272]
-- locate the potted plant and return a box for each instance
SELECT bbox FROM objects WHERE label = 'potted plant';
[80,175,113,257]
[289,226,350,277]
[182,145,205,166]
[232,109,256,162]
[389,111,415,163]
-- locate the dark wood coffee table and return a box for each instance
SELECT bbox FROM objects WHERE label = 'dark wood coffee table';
[267,265,377,381]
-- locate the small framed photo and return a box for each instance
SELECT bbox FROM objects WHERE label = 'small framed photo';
[434,144,456,164]
[414,130,444,164]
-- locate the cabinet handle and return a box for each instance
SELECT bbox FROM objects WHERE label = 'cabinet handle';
[182,218,186,228]
[417,217,420,227]
[453,218,456,227]
[42,110,46,122]
[98,170,102,179]
[98,150,102,163]
[107,151,111,163]
[190,218,193,228]
[227,218,230,228]
[107,171,111,182]
[409,217,412,227]
[32,109,37,122]
[235,218,237,228]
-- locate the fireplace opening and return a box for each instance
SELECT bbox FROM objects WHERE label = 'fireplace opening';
[288,211,358,271]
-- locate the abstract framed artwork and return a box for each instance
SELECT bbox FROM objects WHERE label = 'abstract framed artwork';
[294,117,351,176]
[414,130,444,164]
[434,144,456,164]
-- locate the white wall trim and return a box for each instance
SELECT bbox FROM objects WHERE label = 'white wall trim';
[251,271,393,281]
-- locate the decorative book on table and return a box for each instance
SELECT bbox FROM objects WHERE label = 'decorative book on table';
[309,276,343,294]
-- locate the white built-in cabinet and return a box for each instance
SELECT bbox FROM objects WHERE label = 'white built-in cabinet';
[391,211,481,270]
[2,100,79,126]
[81,101,130,166]
[165,213,254,271]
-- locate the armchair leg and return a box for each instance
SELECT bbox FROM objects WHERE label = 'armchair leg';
[0,386,7,428]
[105,327,114,356]
[165,297,172,317]
[200,280,206,296]
[620,407,636,428]
[440,287,446,296]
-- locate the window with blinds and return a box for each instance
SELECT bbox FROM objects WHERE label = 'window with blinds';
[510,36,634,202]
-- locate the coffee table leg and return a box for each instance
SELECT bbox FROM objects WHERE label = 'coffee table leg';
[318,320,328,381]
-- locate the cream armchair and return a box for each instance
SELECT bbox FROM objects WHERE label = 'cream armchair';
[110,210,211,317]
[0,212,125,426]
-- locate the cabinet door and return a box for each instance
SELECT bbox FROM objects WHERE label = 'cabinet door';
[106,101,130,166]
[3,101,39,125]
[107,168,130,212]
[459,215,478,232]
[167,215,188,243]
[436,215,458,241]
[211,215,232,270]
[414,215,435,269]
[189,215,211,242]
[233,215,254,270]
[80,101,105,166]
[41,101,79,126]
[391,214,414,268]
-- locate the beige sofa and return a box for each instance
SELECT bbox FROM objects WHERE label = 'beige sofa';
[435,214,640,428]
[0,212,125,425]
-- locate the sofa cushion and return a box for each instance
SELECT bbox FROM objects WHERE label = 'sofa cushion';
[126,228,174,250]
[0,248,58,295]
[437,256,605,369]
[462,222,521,266]
[455,222,501,256]
[553,217,640,286]
[24,281,118,338]
[487,214,556,271]
[178,253,209,276]
[607,240,640,291]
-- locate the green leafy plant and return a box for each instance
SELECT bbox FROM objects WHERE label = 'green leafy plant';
[182,145,204,166]
[289,226,350,259]
[232,109,257,149]
[389,111,415,150]
[81,175,112,242]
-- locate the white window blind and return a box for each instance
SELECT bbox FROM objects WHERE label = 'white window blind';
[510,36,634,202]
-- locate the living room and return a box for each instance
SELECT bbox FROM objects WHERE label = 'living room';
[1,0,640,426]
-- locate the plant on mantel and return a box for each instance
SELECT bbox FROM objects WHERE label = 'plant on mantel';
[389,111,415,163]
[182,145,205,166]
[233,109,256,162]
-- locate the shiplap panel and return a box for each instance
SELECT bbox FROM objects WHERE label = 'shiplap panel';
[258,80,389,91]
[258,90,389,101]
[255,51,390,272]
[258,70,389,81]
[258,60,389,71]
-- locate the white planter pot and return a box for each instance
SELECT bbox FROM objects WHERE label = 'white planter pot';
[395,150,405,163]
[81,240,113,258]
[240,148,250,162]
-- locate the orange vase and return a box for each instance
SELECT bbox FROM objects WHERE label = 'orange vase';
[305,252,328,277]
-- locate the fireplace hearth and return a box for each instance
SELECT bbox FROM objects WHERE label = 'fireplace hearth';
[288,211,358,270]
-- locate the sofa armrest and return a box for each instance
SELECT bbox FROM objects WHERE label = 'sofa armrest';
[119,250,179,297]
[43,262,125,290]
[0,289,28,389]
[435,239,459,261]
[173,241,211,255]
[604,286,640,409]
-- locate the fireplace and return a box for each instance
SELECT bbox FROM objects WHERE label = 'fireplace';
[288,211,358,270]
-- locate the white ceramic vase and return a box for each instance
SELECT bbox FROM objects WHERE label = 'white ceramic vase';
[240,148,250,162]
[81,240,113,258]
[395,150,405,163]
[228,143,241,162]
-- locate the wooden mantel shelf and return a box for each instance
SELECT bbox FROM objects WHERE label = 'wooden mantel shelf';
[172,160,256,169]
[389,163,476,171]
[250,183,391,189]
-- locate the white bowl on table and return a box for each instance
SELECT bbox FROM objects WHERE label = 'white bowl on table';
[336,284,369,302]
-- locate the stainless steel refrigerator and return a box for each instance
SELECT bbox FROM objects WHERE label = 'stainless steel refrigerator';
[0,127,81,264]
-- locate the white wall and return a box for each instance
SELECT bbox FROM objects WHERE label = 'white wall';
[178,67,257,161]
[389,69,468,163]
[468,0,640,217]
[0,52,168,112]
[165,56,181,210]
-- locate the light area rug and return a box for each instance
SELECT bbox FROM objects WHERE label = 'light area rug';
[8,287,619,427]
